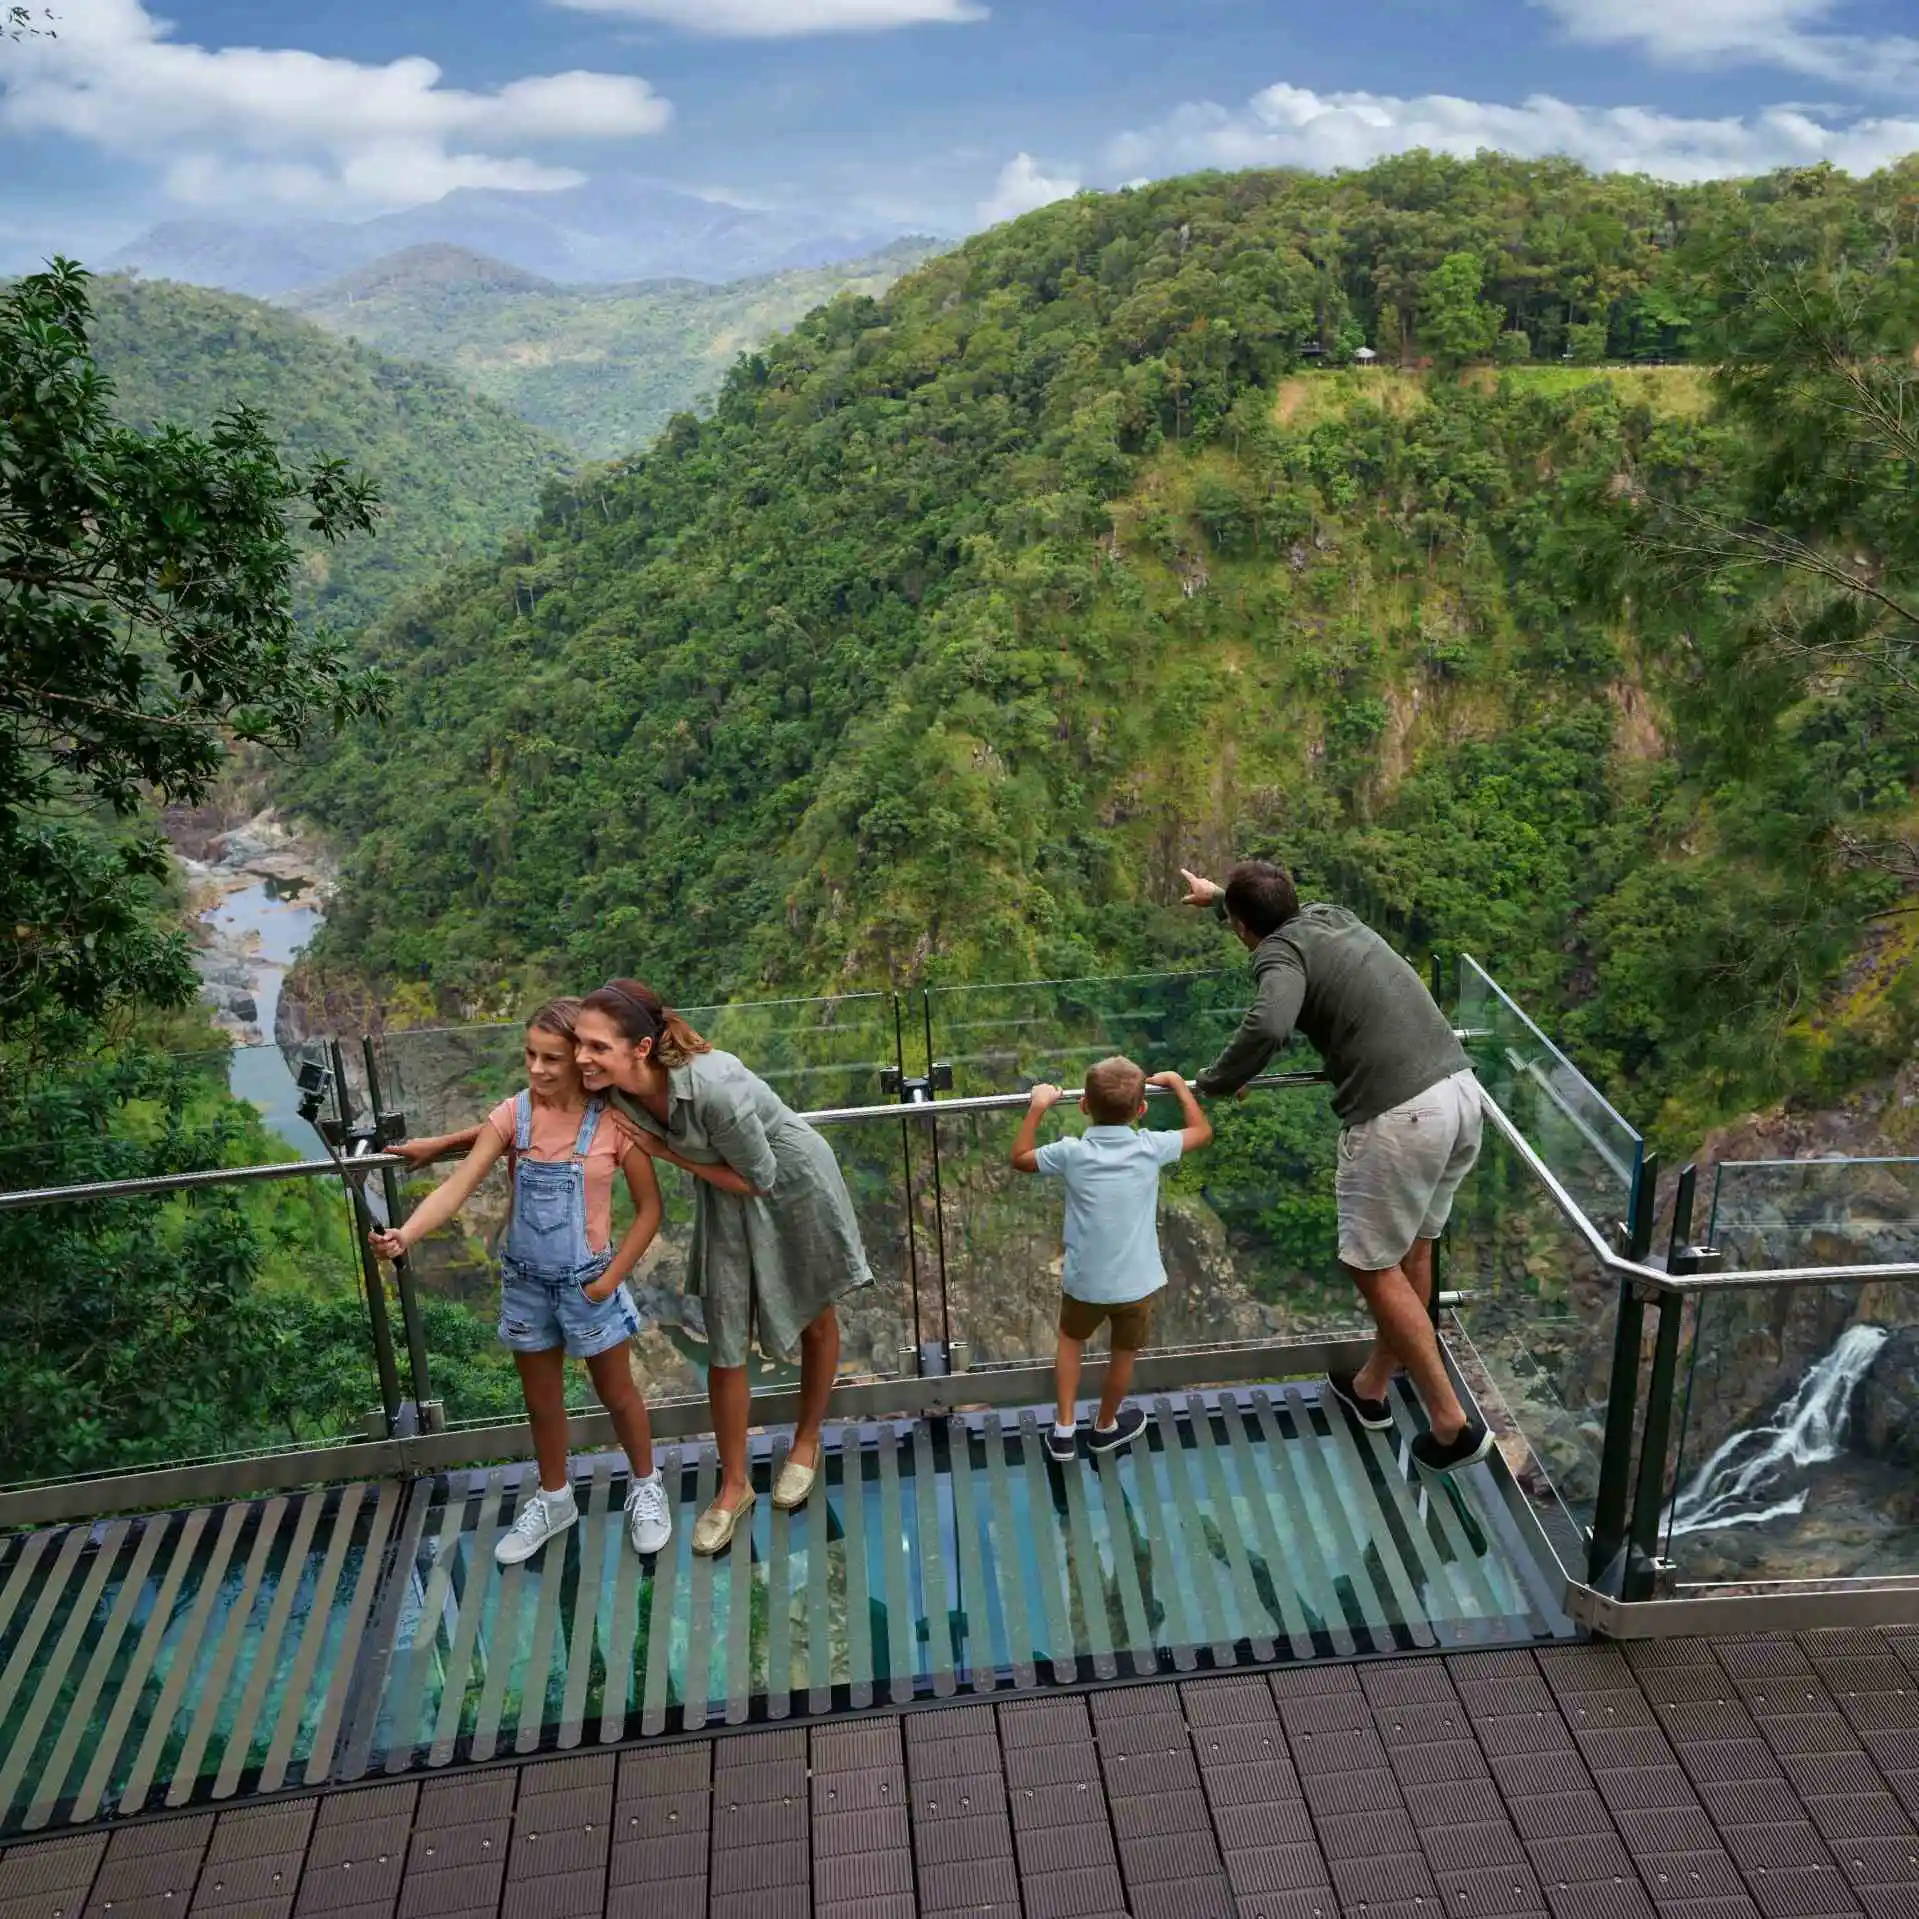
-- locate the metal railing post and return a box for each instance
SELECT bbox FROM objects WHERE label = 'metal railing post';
[891,994,924,1378]
[1588,1149,1658,1589]
[881,999,955,1377]
[922,992,954,1372]
[333,1038,403,1432]
[363,1036,439,1432]
[1623,1296,1684,1601]
[1429,950,1449,1334]
[1623,1162,1721,1600]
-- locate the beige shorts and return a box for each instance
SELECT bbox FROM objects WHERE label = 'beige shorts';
[1335,1067,1483,1273]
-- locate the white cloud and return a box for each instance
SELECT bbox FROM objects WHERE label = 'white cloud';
[0,0,672,213]
[1103,80,1919,185]
[978,152,1080,225]
[551,0,984,36]
[1531,0,1919,94]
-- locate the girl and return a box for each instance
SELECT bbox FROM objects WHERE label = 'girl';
[573,979,872,1556]
[369,999,673,1564]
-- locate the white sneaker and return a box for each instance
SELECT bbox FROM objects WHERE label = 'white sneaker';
[625,1472,672,1556]
[496,1488,576,1566]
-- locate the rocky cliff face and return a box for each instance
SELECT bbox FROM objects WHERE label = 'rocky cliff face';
[1856,1326,1919,1469]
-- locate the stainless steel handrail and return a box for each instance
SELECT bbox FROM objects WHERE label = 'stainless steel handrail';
[1476,1089,1919,1295]
[796,1068,1328,1127]
[10,1059,1914,1299]
[0,1068,1328,1210]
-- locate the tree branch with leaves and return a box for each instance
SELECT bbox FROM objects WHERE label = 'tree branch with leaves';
[0,260,387,1048]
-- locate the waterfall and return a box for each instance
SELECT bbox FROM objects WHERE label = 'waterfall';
[1665,1322,1890,1537]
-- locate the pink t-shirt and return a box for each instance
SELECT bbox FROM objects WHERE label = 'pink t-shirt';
[486,1096,634,1252]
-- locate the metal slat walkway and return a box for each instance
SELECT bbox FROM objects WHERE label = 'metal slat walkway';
[0,1383,1574,1837]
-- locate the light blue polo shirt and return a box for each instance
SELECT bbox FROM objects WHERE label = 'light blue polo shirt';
[1033,1124,1184,1305]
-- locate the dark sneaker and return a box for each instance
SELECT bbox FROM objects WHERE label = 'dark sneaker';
[1045,1424,1079,1463]
[1327,1370,1394,1431]
[1411,1424,1496,1476]
[1087,1405,1148,1455]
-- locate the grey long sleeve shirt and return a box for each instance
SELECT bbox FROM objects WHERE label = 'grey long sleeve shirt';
[1194,901,1469,1126]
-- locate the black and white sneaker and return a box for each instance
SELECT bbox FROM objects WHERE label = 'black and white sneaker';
[1411,1424,1496,1476]
[1326,1371,1394,1431]
[1087,1405,1148,1455]
[1045,1424,1079,1463]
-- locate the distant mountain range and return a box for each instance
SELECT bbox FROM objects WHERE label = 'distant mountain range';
[87,276,569,635]
[105,176,929,299]
[283,238,943,460]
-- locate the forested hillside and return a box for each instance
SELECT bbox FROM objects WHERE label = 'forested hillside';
[87,276,571,634]
[290,151,1919,1152]
[286,239,942,460]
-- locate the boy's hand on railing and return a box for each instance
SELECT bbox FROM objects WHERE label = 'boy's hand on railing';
[1178,868,1220,908]
[1151,1069,1215,1150]
[368,1226,408,1262]
[1011,1085,1060,1173]
[392,1138,440,1169]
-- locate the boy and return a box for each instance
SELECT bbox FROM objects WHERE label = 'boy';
[1011,1056,1212,1462]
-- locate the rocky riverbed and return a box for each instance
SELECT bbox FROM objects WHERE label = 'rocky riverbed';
[172,804,332,1050]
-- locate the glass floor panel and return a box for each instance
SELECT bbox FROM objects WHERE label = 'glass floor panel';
[0,1384,1573,1835]
[0,1481,398,1836]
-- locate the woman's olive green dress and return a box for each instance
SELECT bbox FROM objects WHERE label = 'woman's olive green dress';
[608,1049,871,1368]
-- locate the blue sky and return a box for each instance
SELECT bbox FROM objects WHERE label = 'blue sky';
[4,0,1918,268]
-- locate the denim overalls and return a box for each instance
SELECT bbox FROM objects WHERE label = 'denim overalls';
[496,1092,640,1360]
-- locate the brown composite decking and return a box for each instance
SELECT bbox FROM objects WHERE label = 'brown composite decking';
[5,1628,1919,1919]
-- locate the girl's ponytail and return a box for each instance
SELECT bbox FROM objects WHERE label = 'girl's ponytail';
[581,978,711,1068]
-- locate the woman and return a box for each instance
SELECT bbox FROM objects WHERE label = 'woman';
[371,999,674,1564]
[573,978,871,1555]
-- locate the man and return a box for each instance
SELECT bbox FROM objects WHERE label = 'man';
[1182,859,1492,1474]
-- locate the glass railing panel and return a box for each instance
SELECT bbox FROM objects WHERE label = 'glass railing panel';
[369,991,901,1135]
[0,1159,388,1491]
[1663,1279,1919,1588]
[1443,1107,1613,1574]
[924,970,1317,1097]
[1709,1159,1919,1270]
[931,1083,1373,1373]
[371,996,914,1425]
[1457,953,1642,1243]
[221,1038,338,1160]
[693,991,903,1114]
[0,1035,395,1490]
[0,1040,334,1193]
[0,1483,390,1834]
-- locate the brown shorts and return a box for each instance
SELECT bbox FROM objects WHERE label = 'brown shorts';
[1059,1290,1160,1351]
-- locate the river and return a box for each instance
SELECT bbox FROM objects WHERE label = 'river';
[181,813,331,1158]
